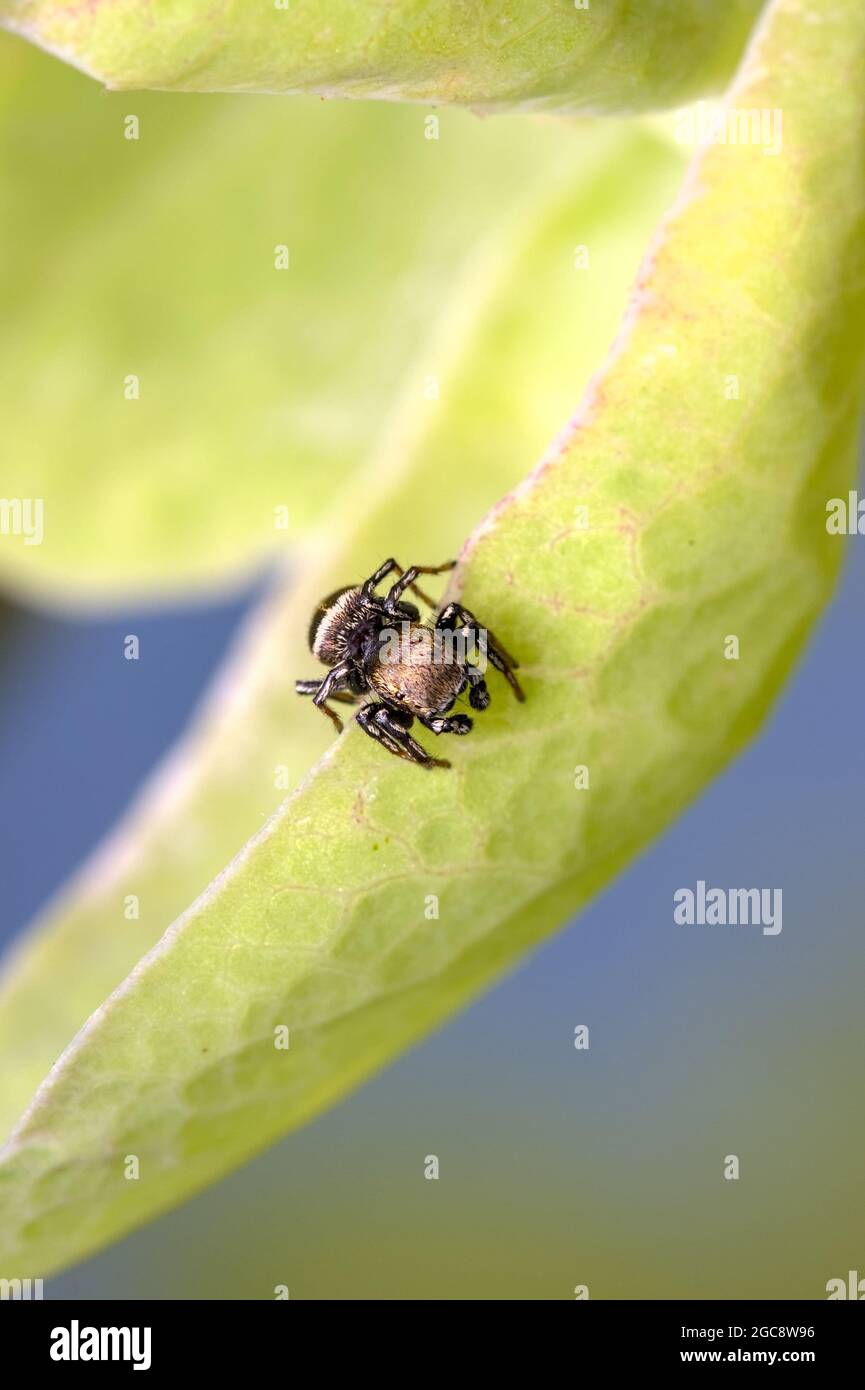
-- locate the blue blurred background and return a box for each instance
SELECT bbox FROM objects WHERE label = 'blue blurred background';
[0,470,862,1299]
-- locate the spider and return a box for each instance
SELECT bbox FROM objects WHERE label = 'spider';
[296,557,524,769]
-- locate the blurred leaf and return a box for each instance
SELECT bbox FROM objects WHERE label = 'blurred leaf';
[0,122,686,1142]
[1,0,763,112]
[2,0,863,1277]
[0,38,629,602]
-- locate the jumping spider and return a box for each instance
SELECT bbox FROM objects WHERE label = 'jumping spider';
[296,558,524,769]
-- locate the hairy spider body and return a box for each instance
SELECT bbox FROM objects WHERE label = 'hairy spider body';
[308,586,371,665]
[366,626,467,717]
[296,557,524,769]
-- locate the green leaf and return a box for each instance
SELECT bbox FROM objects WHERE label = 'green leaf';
[2,0,763,111]
[0,120,685,1143]
[2,0,864,1275]
[0,38,627,601]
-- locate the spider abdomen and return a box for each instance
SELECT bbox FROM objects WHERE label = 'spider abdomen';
[368,647,465,717]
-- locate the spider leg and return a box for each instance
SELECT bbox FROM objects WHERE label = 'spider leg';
[384,560,456,611]
[362,557,455,610]
[436,602,524,702]
[465,666,490,711]
[417,712,473,736]
[303,660,354,733]
[295,680,360,706]
[356,702,451,769]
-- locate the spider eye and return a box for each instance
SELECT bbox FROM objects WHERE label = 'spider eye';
[308,586,354,654]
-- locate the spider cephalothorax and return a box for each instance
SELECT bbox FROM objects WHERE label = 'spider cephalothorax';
[296,558,524,769]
